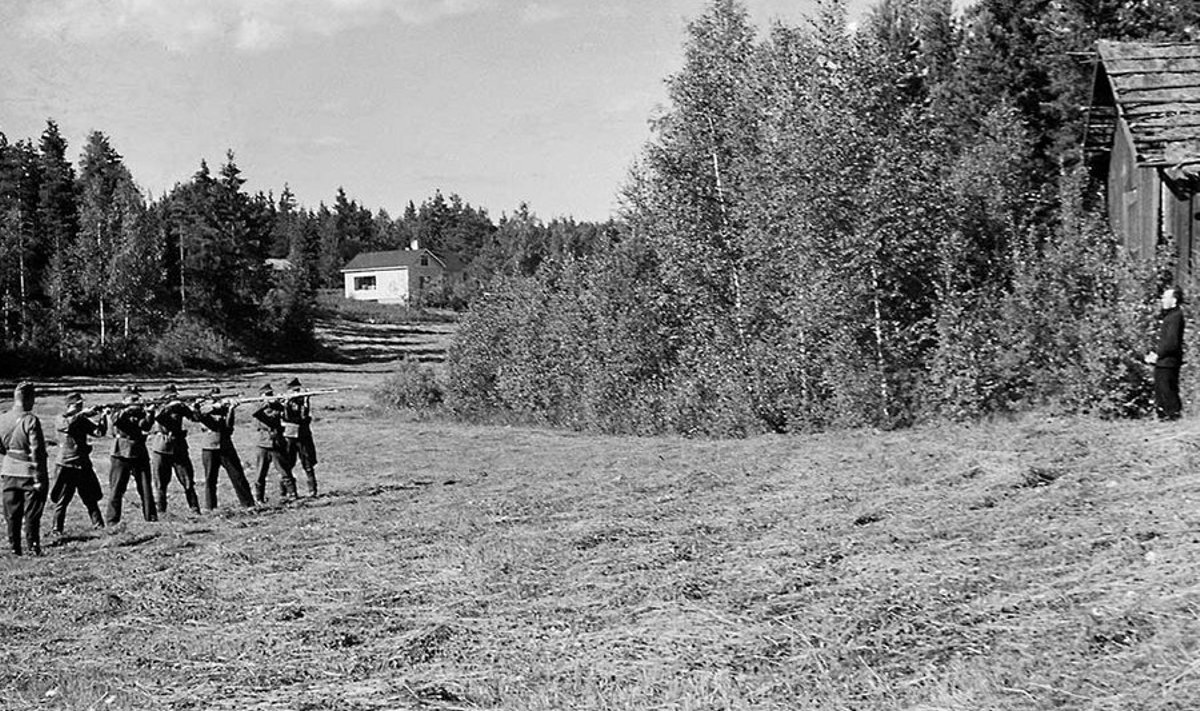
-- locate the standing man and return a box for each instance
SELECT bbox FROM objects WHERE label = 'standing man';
[193,387,255,510]
[0,382,49,556]
[106,385,156,525]
[148,383,200,515]
[251,383,296,503]
[50,392,107,534]
[1146,285,1186,420]
[282,377,319,498]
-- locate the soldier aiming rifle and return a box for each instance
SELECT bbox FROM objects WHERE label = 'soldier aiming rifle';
[247,383,338,503]
[148,383,201,516]
[282,377,319,498]
[251,383,296,503]
[105,385,156,525]
[51,391,107,534]
[192,387,256,510]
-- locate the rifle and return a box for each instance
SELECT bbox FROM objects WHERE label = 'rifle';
[82,393,208,416]
[228,389,342,406]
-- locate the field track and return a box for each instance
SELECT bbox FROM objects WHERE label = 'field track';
[3,323,1200,709]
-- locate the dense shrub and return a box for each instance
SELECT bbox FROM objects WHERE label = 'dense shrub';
[372,361,444,411]
[149,314,249,370]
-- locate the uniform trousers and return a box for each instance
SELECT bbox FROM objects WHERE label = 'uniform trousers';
[201,447,256,509]
[254,447,296,502]
[50,461,105,531]
[285,436,318,496]
[106,455,156,524]
[2,475,46,555]
[151,449,200,514]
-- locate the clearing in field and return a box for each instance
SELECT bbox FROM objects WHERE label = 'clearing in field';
[3,362,1200,710]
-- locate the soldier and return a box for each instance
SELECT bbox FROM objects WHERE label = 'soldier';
[50,392,107,533]
[106,385,156,525]
[282,377,319,498]
[0,382,49,556]
[148,383,200,515]
[251,383,296,503]
[193,387,255,510]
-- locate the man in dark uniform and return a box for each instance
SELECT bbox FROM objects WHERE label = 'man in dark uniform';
[106,385,156,524]
[149,383,200,515]
[193,387,255,510]
[0,382,49,556]
[282,377,319,498]
[251,383,296,503]
[50,392,107,533]
[1146,285,1186,420]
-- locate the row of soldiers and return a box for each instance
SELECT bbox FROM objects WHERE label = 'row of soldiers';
[0,378,321,557]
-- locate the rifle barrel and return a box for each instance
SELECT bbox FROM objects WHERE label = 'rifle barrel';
[231,388,341,404]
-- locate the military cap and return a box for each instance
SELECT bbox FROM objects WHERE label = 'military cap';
[287,377,303,389]
[258,383,274,395]
[64,392,84,406]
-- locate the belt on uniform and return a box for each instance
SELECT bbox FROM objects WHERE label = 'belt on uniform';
[1,453,37,478]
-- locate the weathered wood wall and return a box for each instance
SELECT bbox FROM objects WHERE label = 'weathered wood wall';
[1108,120,1161,259]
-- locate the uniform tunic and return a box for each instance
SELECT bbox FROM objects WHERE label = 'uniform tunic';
[149,401,199,514]
[50,411,106,531]
[106,405,156,524]
[0,404,49,554]
[252,401,295,501]
[193,402,255,509]
[283,395,318,495]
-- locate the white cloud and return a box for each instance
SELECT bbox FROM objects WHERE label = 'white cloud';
[13,0,496,53]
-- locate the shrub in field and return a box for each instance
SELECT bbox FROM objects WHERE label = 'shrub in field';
[150,314,249,370]
[371,361,444,411]
[316,290,455,324]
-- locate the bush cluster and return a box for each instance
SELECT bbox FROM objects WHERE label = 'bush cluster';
[371,360,444,412]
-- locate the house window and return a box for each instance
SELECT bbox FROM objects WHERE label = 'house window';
[419,255,429,266]
[418,275,427,290]
[354,275,377,291]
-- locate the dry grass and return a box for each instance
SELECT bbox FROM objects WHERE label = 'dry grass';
[4,372,1200,710]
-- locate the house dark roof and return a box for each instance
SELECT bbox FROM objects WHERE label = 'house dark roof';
[341,249,465,273]
[1088,41,1200,181]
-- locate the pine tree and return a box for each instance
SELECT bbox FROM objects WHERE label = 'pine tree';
[36,121,80,357]
[77,131,143,346]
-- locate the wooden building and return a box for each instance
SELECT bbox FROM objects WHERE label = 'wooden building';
[1085,41,1200,281]
[340,242,466,304]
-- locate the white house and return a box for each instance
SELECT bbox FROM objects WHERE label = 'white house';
[341,242,466,304]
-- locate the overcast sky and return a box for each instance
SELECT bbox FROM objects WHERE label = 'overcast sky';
[1,0,883,221]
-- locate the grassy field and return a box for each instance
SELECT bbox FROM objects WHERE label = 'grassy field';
[4,364,1200,710]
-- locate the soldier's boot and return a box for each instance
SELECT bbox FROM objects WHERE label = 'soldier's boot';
[254,481,266,504]
[25,521,41,556]
[282,478,298,499]
[52,508,67,535]
[88,508,105,529]
[304,470,318,498]
[184,488,201,515]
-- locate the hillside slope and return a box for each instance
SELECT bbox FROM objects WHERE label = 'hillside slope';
[2,384,1198,710]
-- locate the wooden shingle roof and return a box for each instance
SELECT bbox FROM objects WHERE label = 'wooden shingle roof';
[1088,41,1200,181]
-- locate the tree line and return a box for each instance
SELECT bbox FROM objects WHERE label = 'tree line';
[0,125,613,372]
[444,0,1199,435]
